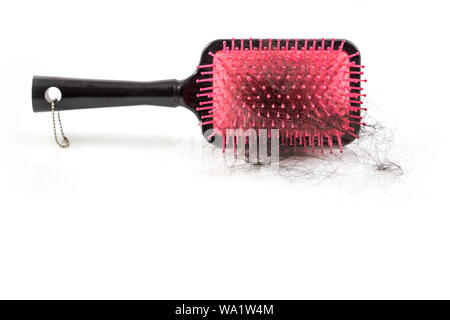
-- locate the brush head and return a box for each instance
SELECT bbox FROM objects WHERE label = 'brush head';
[194,39,365,153]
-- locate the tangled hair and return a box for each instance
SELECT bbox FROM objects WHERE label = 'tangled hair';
[208,103,406,184]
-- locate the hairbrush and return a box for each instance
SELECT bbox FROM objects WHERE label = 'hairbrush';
[32,38,365,152]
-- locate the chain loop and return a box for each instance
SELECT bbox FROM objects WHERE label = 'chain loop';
[50,101,70,148]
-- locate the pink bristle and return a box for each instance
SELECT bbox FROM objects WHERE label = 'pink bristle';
[196,38,364,152]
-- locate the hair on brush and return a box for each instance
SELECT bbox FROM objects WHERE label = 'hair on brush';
[32,38,365,153]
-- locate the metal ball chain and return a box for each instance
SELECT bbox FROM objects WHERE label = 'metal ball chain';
[50,101,70,148]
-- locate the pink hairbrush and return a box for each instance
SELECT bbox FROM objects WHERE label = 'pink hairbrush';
[32,38,365,152]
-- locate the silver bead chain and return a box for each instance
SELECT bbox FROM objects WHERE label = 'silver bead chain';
[50,101,70,148]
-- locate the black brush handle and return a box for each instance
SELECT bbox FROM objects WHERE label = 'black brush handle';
[32,76,183,112]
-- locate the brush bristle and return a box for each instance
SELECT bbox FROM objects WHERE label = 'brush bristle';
[197,38,365,153]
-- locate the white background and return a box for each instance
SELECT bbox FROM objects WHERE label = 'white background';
[0,0,449,299]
